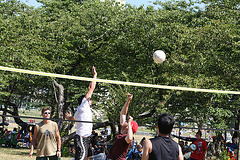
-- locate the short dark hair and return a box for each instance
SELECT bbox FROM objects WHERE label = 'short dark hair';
[158,113,175,135]
[196,130,202,136]
[42,107,51,114]
[78,95,85,105]
[140,137,146,144]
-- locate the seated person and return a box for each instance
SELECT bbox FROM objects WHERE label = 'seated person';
[4,128,18,147]
[184,141,189,150]
[0,128,6,145]
[133,137,146,159]
[2,129,11,145]
[18,129,30,143]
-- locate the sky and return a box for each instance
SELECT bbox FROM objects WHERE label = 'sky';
[19,0,157,8]
[19,0,205,11]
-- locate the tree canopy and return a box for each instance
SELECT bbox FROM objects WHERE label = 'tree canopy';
[0,0,239,139]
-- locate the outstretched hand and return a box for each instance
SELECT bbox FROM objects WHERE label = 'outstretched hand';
[126,93,133,100]
[92,66,97,76]
[65,112,72,120]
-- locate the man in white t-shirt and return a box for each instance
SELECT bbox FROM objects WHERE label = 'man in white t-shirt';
[65,66,97,160]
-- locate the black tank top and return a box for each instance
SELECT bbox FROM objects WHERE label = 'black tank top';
[149,135,179,160]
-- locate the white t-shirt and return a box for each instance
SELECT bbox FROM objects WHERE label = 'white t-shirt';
[74,97,93,137]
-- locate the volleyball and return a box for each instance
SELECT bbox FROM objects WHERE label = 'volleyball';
[153,50,166,63]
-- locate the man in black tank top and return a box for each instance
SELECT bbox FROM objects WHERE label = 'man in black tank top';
[142,113,183,160]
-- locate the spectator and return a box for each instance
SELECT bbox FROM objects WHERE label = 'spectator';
[184,141,189,150]
[2,129,9,139]
[9,128,18,147]
[91,132,99,150]
[106,127,111,136]
[8,128,17,139]
[179,141,188,155]
[2,129,10,146]
[90,132,107,160]
[190,130,207,160]
[18,128,31,148]
[133,137,146,159]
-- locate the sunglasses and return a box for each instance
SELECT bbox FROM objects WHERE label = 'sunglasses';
[44,112,51,115]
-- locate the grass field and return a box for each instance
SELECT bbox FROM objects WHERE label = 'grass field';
[0,147,73,160]
[18,109,42,123]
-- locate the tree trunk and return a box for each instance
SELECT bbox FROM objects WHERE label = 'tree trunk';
[52,80,64,132]
[2,106,7,130]
[232,124,239,144]
[0,101,27,127]
[61,132,76,145]
[136,108,156,119]
[109,121,117,141]
[224,131,227,149]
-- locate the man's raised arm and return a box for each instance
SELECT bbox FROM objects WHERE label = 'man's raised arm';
[120,93,133,126]
[85,66,97,101]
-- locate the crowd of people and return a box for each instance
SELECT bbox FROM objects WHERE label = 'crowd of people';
[0,126,32,148]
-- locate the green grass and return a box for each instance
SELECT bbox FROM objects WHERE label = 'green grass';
[18,109,42,123]
[0,110,42,131]
[0,147,72,160]
[19,109,41,117]
[1,109,41,122]
[137,126,156,133]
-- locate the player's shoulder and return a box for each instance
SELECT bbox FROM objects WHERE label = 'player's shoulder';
[49,120,58,126]
[202,139,207,144]
[144,139,152,149]
[36,121,43,127]
[79,97,90,106]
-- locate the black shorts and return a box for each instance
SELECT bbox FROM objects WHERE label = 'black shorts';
[74,135,93,160]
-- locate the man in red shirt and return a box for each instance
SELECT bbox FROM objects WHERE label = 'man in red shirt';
[107,93,138,160]
[190,130,207,160]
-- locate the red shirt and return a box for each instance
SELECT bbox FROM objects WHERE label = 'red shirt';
[190,139,207,160]
[107,134,131,160]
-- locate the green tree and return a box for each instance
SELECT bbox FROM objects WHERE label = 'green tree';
[0,0,239,148]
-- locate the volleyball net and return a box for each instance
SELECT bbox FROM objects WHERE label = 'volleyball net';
[0,65,239,135]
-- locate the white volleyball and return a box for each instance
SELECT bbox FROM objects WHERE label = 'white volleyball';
[153,50,166,63]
